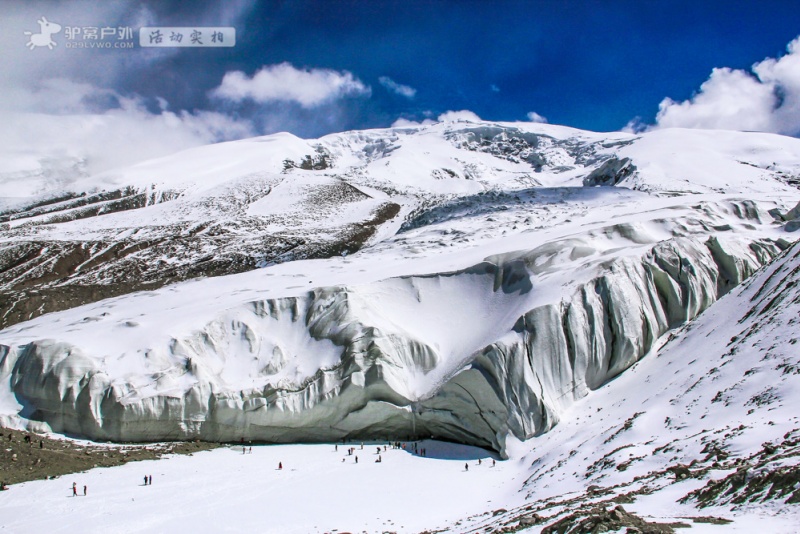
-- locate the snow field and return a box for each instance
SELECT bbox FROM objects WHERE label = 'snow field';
[0,440,518,534]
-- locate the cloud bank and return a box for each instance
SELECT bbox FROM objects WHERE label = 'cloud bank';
[212,63,371,108]
[0,79,254,196]
[655,36,800,135]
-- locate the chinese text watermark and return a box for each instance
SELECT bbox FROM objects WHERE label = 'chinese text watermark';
[140,27,235,47]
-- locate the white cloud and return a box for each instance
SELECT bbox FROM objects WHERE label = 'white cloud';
[655,36,800,135]
[621,117,647,134]
[378,76,416,98]
[211,62,371,108]
[390,117,436,128]
[0,81,255,193]
[526,111,548,123]
[490,84,500,93]
[437,110,481,123]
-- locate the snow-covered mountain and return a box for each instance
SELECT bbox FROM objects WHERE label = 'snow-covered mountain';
[0,120,799,456]
[2,119,800,531]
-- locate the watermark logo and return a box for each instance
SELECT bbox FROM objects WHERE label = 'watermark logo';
[24,16,62,50]
[63,25,135,49]
[22,19,233,51]
[140,27,235,47]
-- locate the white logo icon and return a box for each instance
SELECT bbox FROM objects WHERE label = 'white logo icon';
[24,17,62,50]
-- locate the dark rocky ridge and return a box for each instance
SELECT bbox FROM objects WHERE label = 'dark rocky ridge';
[0,181,400,329]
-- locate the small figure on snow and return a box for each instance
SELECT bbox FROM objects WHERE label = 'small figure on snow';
[465,463,469,472]
[83,485,87,496]
[278,462,283,470]
[72,482,78,496]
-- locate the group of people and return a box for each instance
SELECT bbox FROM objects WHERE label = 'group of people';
[67,473,153,497]
[71,482,86,496]
[4,432,44,449]
[464,458,496,471]
[386,441,428,457]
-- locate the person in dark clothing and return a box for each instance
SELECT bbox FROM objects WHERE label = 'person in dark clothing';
[148,475,152,485]
[83,485,87,496]
[144,475,148,485]
[39,440,43,449]
[278,462,282,470]
[465,463,469,471]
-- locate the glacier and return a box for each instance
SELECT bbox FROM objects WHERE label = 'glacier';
[1,120,799,455]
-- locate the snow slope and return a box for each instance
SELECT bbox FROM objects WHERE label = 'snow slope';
[462,228,800,533]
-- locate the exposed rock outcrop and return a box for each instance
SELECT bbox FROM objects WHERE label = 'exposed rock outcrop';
[583,157,636,186]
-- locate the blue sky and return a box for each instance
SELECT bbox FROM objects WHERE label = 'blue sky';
[2,0,800,169]
[120,0,800,135]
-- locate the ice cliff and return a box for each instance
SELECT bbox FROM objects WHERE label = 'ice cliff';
[0,231,784,453]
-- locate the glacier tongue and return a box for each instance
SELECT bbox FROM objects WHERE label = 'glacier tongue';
[0,233,783,452]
